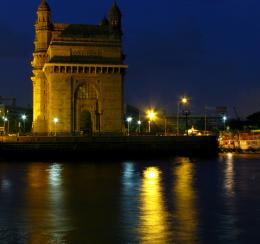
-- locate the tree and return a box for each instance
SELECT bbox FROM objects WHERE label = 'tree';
[247,111,260,128]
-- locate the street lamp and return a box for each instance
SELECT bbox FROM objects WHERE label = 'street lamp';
[146,109,156,133]
[164,116,167,136]
[223,116,227,130]
[126,117,132,136]
[182,109,191,135]
[53,117,59,136]
[137,120,141,134]
[177,96,189,135]
[21,114,27,133]
[3,116,8,135]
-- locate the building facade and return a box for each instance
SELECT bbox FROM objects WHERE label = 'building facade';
[0,102,32,134]
[32,0,127,135]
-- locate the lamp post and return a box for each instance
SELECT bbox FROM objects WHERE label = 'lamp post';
[53,117,59,136]
[146,110,156,134]
[3,117,9,135]
[177,97,188,135]
[3,116,8,135]
[182,109,191,135]
[223,116,227,130]
[21,114,27,133]
[126,117,132,136]
[164,116,167,136]
[204,106,207,135]
[137,120,141,134]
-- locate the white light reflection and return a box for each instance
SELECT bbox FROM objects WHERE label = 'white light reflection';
[123,162,135,183]
[48,163,62,187]
[1,178,11,190]
[47,163,72,242]
[121,162,140,240]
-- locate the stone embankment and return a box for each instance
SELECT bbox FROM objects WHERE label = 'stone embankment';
[0,135,218,160]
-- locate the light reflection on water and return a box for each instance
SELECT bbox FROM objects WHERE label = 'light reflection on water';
[25,163,71,244]
[139,166,170,243]
[224,153,235,197]
[173,158,198,243]
[0,155,260,243]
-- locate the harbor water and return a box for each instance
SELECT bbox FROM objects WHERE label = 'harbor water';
[0,154,260,243]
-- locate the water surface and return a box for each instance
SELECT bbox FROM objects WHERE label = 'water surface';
[0,154,260,243]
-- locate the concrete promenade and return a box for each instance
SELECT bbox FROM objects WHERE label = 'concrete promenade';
[0,135,218,160]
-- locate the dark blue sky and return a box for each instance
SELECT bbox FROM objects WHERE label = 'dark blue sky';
[1,0,260,117]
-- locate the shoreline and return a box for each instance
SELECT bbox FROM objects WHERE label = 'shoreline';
[0,135,218,160]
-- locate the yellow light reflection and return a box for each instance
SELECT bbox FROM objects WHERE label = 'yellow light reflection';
[173,158,198,243]
[144,167,159,180]
[139,167,170,243]
[27,163,50,244]
[224,153,234,196]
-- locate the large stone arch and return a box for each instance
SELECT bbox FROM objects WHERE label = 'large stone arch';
[74,81,101,134]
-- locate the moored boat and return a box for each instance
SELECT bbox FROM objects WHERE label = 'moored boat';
[219,131,260,152]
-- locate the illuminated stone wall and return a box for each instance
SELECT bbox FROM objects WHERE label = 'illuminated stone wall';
[31,1,126,134]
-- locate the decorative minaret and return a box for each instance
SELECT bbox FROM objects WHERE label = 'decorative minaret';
[31,0,52,133]
[108,1,122,34]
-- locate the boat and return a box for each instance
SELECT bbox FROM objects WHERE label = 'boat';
[219,131,260,152]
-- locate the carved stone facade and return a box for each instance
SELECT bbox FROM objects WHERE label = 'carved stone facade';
[31,0,127,134]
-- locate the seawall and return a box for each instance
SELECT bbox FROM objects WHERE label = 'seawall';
[0,135,218,160]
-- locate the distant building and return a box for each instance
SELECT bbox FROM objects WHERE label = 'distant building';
[0,101,32,134]
[165,116,226,134]
[32,0,127,135]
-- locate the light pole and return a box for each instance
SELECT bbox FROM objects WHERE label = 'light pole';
[204,106,207,134]
[21,114,27,133]
[2,116,9,135]
[137,120,141,134]
[183,109,191,135]
[3,117,7,135]
[164,116,167,136]
[223,116,227,130]
[177,97,188,135]
[53,117,59,136]
[146,109,156,134]
[126,117,132,136]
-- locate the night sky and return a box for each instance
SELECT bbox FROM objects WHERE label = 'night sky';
[1,0,260,118]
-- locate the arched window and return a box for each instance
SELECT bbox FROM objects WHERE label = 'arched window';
[76,83,97,100]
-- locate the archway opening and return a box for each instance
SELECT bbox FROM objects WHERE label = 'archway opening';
[75,82,99,134]
[80,110,92,135]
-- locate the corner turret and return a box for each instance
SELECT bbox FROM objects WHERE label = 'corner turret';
[36,0,52,29]
[31,0,53,133]
[108,2,122,32]
[34,0,52,52]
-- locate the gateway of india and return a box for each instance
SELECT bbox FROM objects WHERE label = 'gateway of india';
[31,0,127,135]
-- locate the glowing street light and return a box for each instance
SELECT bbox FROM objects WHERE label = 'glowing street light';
[21,114,27,132]
[53,117,59,136]
[177,96,189,136]
[137,120,141,134]
[146,109,156,133]
[126,117,132,136]
[181,97,188,104]
[3,116,8,135]
[223,116,227,130]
